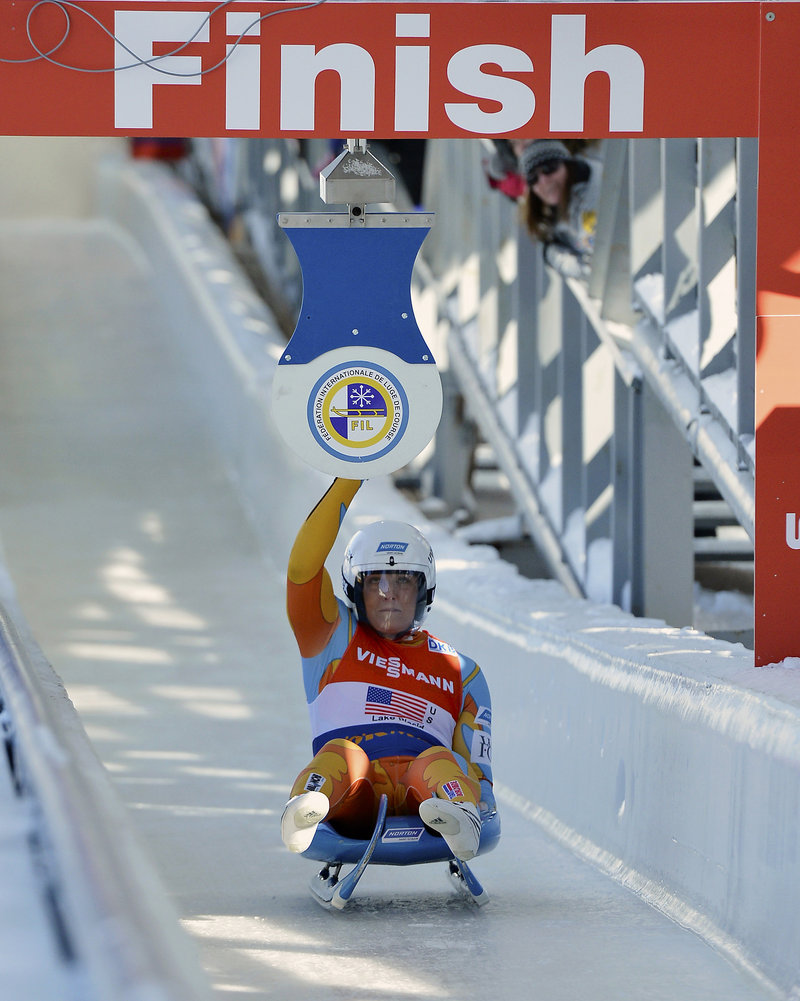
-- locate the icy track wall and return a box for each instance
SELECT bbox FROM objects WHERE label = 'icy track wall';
[0,578,214,1001]
[98,157,800,998]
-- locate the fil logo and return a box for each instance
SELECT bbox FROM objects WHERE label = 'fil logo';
[113,11,645,134]
[786,513,800,550]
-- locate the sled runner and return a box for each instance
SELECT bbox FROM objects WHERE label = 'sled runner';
[303,794,500,910]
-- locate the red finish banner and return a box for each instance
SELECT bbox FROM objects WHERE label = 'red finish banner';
[0,1,761,138]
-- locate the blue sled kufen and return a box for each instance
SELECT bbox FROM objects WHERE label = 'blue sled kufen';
[305,793,500,909]
[271,213,443,479]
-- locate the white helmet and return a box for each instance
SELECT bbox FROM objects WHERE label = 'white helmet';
[342,520,436,631]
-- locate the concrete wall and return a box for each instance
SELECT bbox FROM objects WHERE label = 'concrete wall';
[100,157,800,999]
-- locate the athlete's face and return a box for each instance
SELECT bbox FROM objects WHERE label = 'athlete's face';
[362,571,419,638]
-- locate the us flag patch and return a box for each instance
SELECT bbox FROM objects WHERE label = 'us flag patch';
[365,685,427,723]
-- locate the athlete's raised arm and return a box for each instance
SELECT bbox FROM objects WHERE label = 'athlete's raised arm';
[286,478,362,657]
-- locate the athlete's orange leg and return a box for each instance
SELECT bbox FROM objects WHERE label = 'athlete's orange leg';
[401,746,481,813]
[291,738,378,839]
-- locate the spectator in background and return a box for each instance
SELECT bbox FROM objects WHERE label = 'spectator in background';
[520,139,604,280]
[483,139,529,202]
[130,137,190,163]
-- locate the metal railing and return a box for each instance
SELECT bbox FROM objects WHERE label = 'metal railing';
[186,136,756,627]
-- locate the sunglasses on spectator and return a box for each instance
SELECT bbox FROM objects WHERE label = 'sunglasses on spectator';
[528,160,562,186]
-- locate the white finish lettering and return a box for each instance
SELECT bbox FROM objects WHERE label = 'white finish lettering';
[225,11,261,130]
[395,13,430,131]
[280,43,375,131]
[549,14,644,132]
[114,10,208,129]
[111,10,647,139]
[445,44,535,134]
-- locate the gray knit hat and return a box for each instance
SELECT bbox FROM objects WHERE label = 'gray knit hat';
[519,140,571,183]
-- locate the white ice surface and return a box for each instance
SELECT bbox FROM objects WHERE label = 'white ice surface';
[0,140,781,1001]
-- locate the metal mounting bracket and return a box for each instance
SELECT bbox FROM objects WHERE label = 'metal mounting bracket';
[319,138,396,224]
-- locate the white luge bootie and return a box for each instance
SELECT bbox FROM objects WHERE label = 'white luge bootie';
[419,798,482,861]
[280,791,330,853]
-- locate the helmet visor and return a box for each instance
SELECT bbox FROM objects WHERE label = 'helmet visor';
[360,570,424,597]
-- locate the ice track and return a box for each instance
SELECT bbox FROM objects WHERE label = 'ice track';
[0,140,779,1001]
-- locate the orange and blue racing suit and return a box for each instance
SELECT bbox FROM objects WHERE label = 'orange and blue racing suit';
[286,478,494,840]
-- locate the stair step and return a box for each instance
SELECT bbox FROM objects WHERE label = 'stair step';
[693,499,740,529]
[694,535,753,562]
